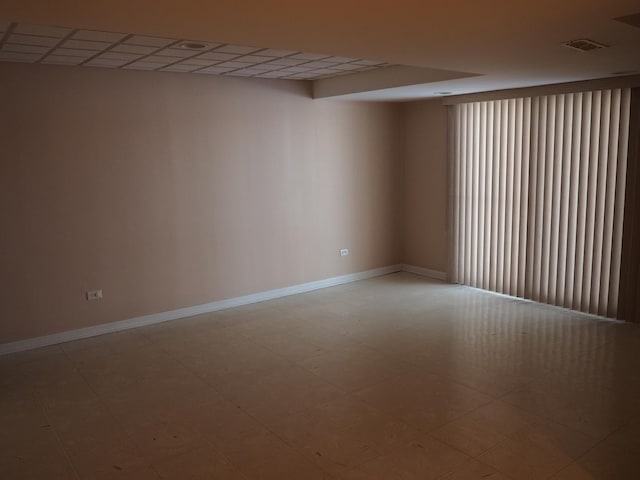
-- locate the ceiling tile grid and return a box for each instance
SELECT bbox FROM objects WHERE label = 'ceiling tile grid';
[0,21,391,80]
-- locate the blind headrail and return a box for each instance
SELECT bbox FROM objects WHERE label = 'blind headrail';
[443,75,640,106]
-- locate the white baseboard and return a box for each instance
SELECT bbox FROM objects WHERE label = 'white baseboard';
[401,264,447,281]
[0,264,402,355]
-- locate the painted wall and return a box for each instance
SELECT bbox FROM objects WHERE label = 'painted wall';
[400,99,449,273]
[0,63,402,343]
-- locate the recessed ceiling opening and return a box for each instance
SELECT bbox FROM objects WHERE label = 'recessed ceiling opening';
[178,42,208,50]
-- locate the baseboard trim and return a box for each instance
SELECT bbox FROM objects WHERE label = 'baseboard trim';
[0,264,402,355]
[401,264,447,281]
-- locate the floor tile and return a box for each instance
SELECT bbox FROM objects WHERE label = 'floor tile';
[355,371,493,432]
[340,436,472,480]
[152,446,248,479]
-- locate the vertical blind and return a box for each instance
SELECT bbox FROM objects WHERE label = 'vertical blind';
[450,88,631,318]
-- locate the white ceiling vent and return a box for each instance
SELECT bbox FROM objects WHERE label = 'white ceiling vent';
[562,39,609,52]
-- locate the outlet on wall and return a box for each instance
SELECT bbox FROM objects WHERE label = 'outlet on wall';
[86,289,103,301]
[340,248,349,256]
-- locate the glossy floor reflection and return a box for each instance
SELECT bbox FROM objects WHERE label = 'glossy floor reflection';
[2,272,640,479]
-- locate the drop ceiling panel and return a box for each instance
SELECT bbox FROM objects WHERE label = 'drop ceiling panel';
[124,61,162,70]
[62,39,111,50]
[196,51,239,61]
[2,43,49,54]
[53,48,95,57]
[42,55,85,65]
[124,35,175,47]
[0,51,41,62]
[215,44,261,54]
[8,33,59,47]
[257,49,297,57]
[13,23,71,37]
[72,30,127,42]
[111,44,157,55]
[162,64,200,72]
[0,20,394,81]
[179,58,218,66]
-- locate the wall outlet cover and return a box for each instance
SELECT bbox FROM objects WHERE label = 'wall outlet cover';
[86,289,103,300]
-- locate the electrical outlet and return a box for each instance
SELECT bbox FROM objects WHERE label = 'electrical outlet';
[340,248,349,256]
[86,289,103,301]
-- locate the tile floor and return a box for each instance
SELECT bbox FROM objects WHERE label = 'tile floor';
[2,272,640,479]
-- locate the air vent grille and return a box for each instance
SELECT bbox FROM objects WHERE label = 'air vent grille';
[562,39,609,52]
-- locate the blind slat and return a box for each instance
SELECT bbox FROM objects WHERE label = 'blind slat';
[609,89,631,317]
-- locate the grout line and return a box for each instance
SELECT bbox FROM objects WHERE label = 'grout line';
[37,27,80,64]
[0,21,15,45]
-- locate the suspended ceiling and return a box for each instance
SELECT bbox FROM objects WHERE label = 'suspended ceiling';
[0,21,393,80]
[0,1,639,100]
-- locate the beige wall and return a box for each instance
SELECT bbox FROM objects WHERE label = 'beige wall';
[0,63,402,343]
[400,99,449,273]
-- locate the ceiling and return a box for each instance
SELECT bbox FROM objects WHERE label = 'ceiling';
[0,21,393,80]
[0,1,639,101]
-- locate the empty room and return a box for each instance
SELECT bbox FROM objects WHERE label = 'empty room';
[2,1,640,479]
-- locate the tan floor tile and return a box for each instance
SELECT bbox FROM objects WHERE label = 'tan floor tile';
[505,372,640,440]
[217,365,346,424]
[523,417,601,459]
[574,443,640,479]
[430,400,534,456]
[273,399,421,475]
[212,425,297,467]
[125,421,208,464]
[477,423,580,480]
[355,372,492,432]
[249,331,331,361]
[549,462,597,480]
[0,424,76,479]
[167,396,263,443]
[266,396,380,440]
[152,446,248,479]
[595,415,640,453]
[0,455,78,480]
[296,429,381,475]
[212,426,333,479]
[86,465,161,480]
[340,436,471,480]
[440,364,525,397]
[176,340,294,386]
[5,345,65,364]
[0,395,53,448]
[550,444,640,479]
[50,406,127,451]
[440,458,513,479]
[299,345,412,392]
[65,438,149,479]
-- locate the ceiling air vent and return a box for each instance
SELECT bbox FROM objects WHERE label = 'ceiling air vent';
[562,39,609,52]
